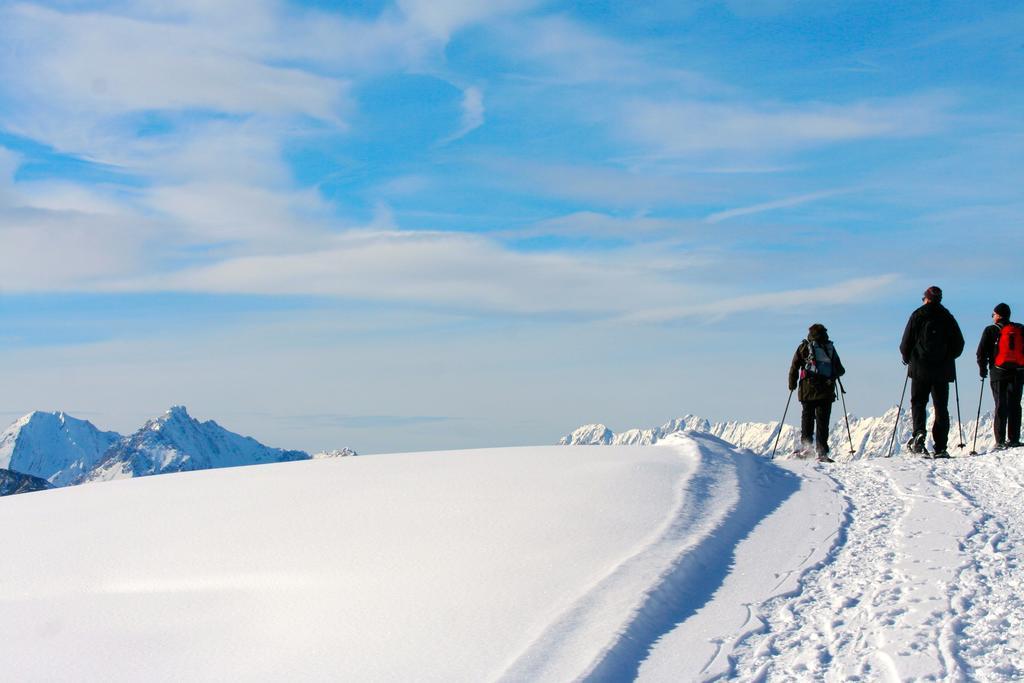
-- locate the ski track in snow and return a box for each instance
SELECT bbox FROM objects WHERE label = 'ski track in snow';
[494,434,800,683]
[716,451,1024,683]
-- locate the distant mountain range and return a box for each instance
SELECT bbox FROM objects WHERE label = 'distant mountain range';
[0,407,356,496]
[0,468,52,496]
[561,409,999,459]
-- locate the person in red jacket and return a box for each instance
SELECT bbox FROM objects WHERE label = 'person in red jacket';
[976,302,1024,450]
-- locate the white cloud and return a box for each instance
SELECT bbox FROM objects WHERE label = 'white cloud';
[0,205,159,291]
[0,147,22,207]
[143,182,331,247]
[0,152,161,291]
[0,5,349,149]
[705,188,853,223]
[109,229,687,315]
[486,159,728,207]
[618,275,900,324]
[509,211,699,240]
[0,147,20,183]
[439,86,485,144]
[495,15,723,90]
[621,95,951,156]
[397,0,543,40]
[62,226,897,326]
[719,0,809,18]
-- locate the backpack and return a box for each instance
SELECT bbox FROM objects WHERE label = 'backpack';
[995,323,1024,369]
[915,315,949,364]
[801,340,836,379]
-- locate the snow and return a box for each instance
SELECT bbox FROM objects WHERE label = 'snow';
[643,452,1024,681]
[2,436,1022,681]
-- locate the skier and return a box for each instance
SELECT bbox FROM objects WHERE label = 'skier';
[899,286,965,458]
[976,303,1024,450]
[788,323,846,463]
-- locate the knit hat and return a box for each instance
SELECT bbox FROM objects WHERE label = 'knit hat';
[923,285,943,302]
[994,302,1011,319]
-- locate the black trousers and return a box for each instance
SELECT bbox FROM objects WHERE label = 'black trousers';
[991,376,1023,445]
[911,377,950,451]
[801,399,832,454]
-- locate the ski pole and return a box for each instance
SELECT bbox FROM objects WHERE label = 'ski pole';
[771,390,794,460]
[836,377,855,456]
[887,372,910,458]
[970,376,985,456]
[954,375,966,449]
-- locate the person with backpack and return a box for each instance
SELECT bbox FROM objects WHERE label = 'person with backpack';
[900,286,965,457]
[788,323,846,462]
[976,303,1024,450]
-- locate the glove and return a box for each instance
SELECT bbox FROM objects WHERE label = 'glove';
[980,369,988,379]
[788,381,797,392]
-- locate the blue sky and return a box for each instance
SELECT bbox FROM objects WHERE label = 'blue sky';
[1,0,1021,453]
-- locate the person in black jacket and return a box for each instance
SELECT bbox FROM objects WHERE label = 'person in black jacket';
[899,286,965,457]
[788,323,846,462]
[976,302,1024,449]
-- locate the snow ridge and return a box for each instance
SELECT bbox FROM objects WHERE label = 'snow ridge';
[496,434,800,682]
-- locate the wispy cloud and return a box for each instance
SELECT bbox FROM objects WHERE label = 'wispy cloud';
[439,86,485,144]
[507,211,700,240]
[106,229,697,316]
[275,413,460,430]
[621,95,952,157]
[484,159,725,207]
[397,0,545,40]
[0,4,350,150]
[618,275,900,324]
[705,188,853,223]
[496,15,723,90]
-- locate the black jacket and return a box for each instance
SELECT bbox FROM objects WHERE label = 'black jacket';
[788,331,846,403]
[977,321,1024,382]
[900,302,964,382]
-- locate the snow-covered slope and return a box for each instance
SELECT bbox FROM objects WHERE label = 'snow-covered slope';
[0,468,52,496]
[0,441,732,680]
[563,408,998,460]
[86,406,311,482]
[0,411,121,486]
[3,436,1021,681]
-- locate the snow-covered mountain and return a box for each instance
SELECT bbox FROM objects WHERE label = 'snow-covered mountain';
[0,407,358,494]
[0,411,121,486]
[86,406,313,482]
[312,448,358,459]
[562,409,998,460]
[0,468,52,496]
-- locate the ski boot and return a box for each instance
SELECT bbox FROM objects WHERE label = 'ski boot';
[908,432,927,456]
